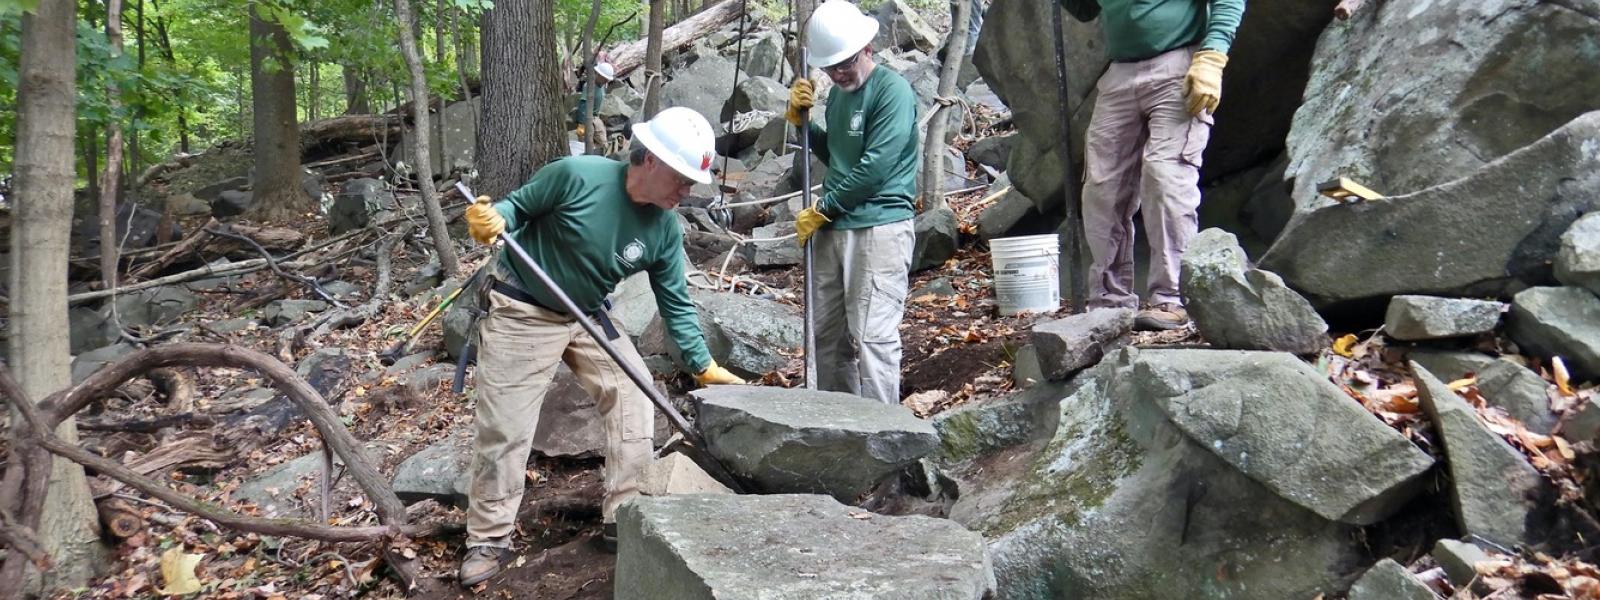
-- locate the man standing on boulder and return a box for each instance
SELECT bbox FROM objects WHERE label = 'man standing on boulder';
[785,0,920,405]
[458,107,745,586]
[1060,0,1245,330]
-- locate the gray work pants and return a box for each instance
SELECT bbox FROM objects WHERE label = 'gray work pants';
[812,219,915,404]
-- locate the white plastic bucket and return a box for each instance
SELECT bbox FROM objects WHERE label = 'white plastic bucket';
[990,234,1061,316]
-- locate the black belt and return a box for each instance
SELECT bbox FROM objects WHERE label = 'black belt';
[491,279,620,341]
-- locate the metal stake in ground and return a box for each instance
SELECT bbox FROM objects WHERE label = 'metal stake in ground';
[452,181,748,493]
[1051,4,1088,314]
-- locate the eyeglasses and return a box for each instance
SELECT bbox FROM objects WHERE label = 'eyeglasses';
[822,50,863,75]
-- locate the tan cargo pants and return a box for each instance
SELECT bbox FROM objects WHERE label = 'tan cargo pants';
[465,289,653,548]
[1081,45,1213,310]
[813,218,916,404]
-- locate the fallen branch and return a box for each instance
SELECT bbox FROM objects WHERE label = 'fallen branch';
[0,507,50,570]
[95,497,145,539]
[147,367,195,413]
[609,0,745,78]
[305,149,381,171]
[125,222,217,281]
[206,224,344,307]
[299,114,405,148]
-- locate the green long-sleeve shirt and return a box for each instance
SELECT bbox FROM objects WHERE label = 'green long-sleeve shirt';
[804,65,919,230]
[1058,0,1246,61]
[493,155,712,373]
[572,84,606,124]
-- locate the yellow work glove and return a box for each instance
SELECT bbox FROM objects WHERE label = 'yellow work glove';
[785,78,816,127]
[794,206,831,247]
[575,123,587,137]
[466,195,506,245]
[1183,49,1228,117]
[695,361,746,386]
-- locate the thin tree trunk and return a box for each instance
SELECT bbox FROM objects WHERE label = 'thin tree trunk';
[477,0,566,198]
[578,0,603,154]
[11,0,106,592]
[83,126,99,202]
[100,0,128,291]
[452,6,480,128]
[130,0,145,177]
[343,65,370,114]
[793,0,815,78]
[149,2,189,152]
[642,0,664,118]
[396,0,461,276]
[308,62,320,122]
[435,0,447,66]
[920,0,970,212]
[247,2,311,221]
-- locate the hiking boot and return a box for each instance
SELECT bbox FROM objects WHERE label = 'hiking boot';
[1135,303,1189,331]
[600,522,618,554]
[459,544,512,587]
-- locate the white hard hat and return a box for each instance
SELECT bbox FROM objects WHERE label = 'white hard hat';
[593,62,616,81]
[806,0,880,68]
[631,107,716,185]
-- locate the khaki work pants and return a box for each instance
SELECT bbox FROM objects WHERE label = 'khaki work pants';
[813,218,915,404]
[465,289,653,547]
[1081,45,1212,309]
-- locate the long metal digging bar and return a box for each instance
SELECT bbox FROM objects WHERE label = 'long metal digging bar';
[455,182,748,493]
[799,47,818,390]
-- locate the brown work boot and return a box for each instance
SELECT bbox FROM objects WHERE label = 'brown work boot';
[1135,303,1189,331]
[459,544,511,587]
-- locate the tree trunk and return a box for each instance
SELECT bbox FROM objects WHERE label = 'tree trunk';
[435,0,447,66]
[247,2,311,221]
[83,126,100,202]
[100,0,128,290]
[641,0,664,118]
[792,0,815,78]
[395,0,461,276]
[608,0,742,79]
[150,3,189,153]
[920,0,970,212]
[343,66,370,114]
[476,0,566,198]
[578,0,603,155]
[308,62,320,122]
[11,0,107,592]
[452,7,480,127]
[128,0,145,178]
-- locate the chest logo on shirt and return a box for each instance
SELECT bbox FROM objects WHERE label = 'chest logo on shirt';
[617,239,647,268]
[849,110,865,137]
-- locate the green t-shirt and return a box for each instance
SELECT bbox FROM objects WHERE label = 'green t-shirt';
[1058,0,1246,62]
[804,64,919,230]
[573,84,606,124]
[493,155,712,373]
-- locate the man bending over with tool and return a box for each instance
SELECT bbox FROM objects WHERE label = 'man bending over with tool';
[785,0,920,405]
[458,106,745,586]
[1059,0,1244,330]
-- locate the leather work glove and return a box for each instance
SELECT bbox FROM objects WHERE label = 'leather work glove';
[793,206,831,247]
[785,78,816,127]
[1183,49,1228,117]
[575,123,587,137]
[695,361,746,386]
[466,195,506,245]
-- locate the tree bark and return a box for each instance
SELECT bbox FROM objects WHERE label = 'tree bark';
[920,0,970,212]
[641,0,665,118]
[130,0,146,178]
[149,2,189,153]
[578,0,603,154]
[100,0,128,291]
[10,0,106,592]
[608,0,743,79]
[792,0,815,78]
[453,6,480,128]
[247,2,311,221]
[343,66,371,114]
[476,0,566,198]
[396,0,461,276]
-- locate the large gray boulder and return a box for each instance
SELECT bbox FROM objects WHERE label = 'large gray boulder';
[528,365,606,458]
[972,0,1331,215]
[662,51,747,136]
[391,430,472,506]
[262,299,329,327]
[1413,363,1554,550]
[101,286,199,332]
[739,222,801,267]
[328,178,396,236]
[911,205,959,272]
[1557,212,1600,296]
[1507,286,1600,380]
[1271,1,1600,234]
[71,343,139,384]
[615,494,995,599]
[1383,295,1505,341]
[1029,308,1133,380]
[967,133,1015,172]
[933,381,1067,463]
[1180,228,1327,353]
[1474,360,1558,434]
[1127,350,1433,525]
[643,289,803,378]
[949,351,1369,599]
[976,178,1043,241]
[610,271,660,343]
[871,0,941,54]
[693,386,939,501]
[719,77,788,123]
[1261,112,1600,307]
[397,96,478,174]
[739,31,785,81]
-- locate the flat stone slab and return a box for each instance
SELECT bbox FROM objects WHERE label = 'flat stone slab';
[391,431,472,507]
[1385,295,1504,340]
[1127,350,1434,525]
[1433,538,1493,588]
[1414,363,1550,549]
[1029,308,1134,380]
[614,494,995,600]
[693,386,939,501]
[1509,286,1600,380]
[639,453,732,497]
[1557,212,1600,296]
[1181,228,1328,353]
